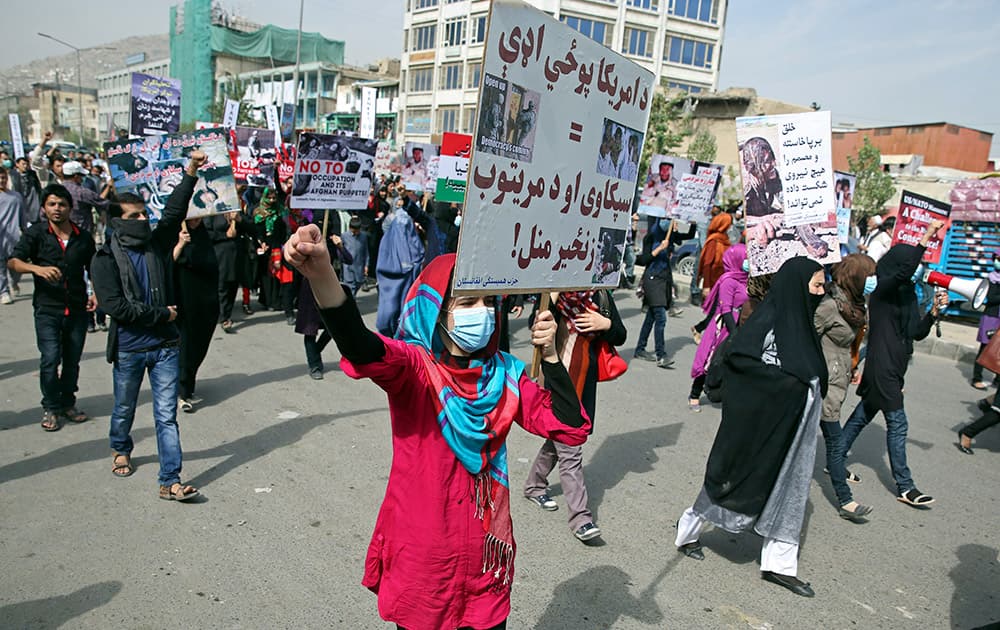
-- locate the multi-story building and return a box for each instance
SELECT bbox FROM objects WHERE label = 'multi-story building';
[96,55,171,139]
[31,82,99,145]
[831,122,994,174]
[398,0,727,143]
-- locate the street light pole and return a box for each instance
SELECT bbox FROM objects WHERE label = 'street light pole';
[290,0,304,132]
[38,32,84,146]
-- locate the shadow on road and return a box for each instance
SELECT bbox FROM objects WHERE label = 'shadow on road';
[0,580,122,629]
[949,543,1000,629]
[0,351,104,383]
[183,409,382,489]
[533,562,671,629]
[838,413,934,496]
[0,428,155,485]
[582,423,682,523]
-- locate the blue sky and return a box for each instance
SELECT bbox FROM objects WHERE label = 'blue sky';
[5,0,998,156]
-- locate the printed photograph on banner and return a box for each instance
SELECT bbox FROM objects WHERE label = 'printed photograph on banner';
[279,103,296,143]
[639,155,694,217]
[591,227,627,285]
[475,73,541,163]
[229,126,276,187]
[833,170,856,244]
[737,112,839,276]
[891,190,952,264]
[291,132,377,209]
[105,128,238,223]
[401,142,439,190]
[595,118,643,183]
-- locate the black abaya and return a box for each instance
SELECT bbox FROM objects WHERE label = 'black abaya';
[175,223,220,399]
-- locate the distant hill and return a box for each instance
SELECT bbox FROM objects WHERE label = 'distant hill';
[0,34,170,95]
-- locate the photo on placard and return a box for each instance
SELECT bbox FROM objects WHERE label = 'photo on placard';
[739,134,784,218]
[293,133,378,199]
[638,155,693,215]
[591,226,627,285]
[834,171,856,210]
[400,141,439,190]
[504,82,540,160]
[475,73,541,163]
[230,126,276,186]
[595,118,644,184]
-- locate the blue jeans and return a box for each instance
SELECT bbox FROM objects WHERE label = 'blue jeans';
[34,310,88,412]
[840,400,914,496]
[109,345,183,487]
[635,306,667,358]
[820,420,853,506]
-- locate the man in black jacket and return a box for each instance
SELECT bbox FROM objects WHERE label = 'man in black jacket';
[8,184,97,431]
[91,150,206,502]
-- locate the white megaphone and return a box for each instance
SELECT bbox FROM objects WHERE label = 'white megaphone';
[923,269,989,310]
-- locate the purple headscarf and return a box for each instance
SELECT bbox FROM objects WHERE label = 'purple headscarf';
[702,244,748,315]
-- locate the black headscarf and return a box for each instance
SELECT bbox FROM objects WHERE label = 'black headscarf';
[729,256,828,397]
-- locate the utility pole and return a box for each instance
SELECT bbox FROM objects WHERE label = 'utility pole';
[38,32,84,145]
[290,0,304,132]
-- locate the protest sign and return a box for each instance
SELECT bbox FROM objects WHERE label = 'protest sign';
[360,86,377,140]
[8,114,24,159]
[639,155,692,218]
[279,103,296,143]
[400,141,439,191]
[454,0,654,292]
[104,128,238,223]
[673,165,722,223]
[891,190,952,264]
[265,104,280,146]
[223,99,240,129]
[276,143,296,181]
[229,126,275,187]
[373,141,393,176]
[425,156,440,193]
[195,121,221,130]
[290,132,377,209]
[129,73,181,136]
[436,132,472,203]
[833,170,856,244]
[736,111,840,276]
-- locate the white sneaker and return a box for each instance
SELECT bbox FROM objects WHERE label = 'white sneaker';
[0,293,12,305]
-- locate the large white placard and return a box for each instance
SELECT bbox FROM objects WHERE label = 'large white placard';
[290,132,377,209]
[8,114,24,159]
[223,99,240,130]
[454,0,654,293]
[360,86,377,140]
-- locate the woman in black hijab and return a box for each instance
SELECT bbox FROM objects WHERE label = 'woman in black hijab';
[674,256,827,598]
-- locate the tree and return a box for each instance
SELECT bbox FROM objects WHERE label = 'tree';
[847,136,895,219]
[718,165,744,212]
[639,91,693,178]
[208,78,257,127]
[685,128,717,163]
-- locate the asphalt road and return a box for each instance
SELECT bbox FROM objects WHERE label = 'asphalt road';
[1,282,998,629]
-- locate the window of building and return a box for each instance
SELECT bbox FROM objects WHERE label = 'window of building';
[662,79,704,93]
[402,28,408,52]
[945,124,959,135]
[413,24,437,51]
[443,17,466,46]
[627,0,659,9]
[406,108,432,134]
[440,63,462,90]
[669,0,718,24]
[437,106,459,133]
[622,27,653,57]
[664,35,714,68]
[560,15,611,46]
[906,126,925,135]
[463,106,478,134]
[980,131,992,142]
[874,128,891,136]
[466,62,482,89]
[413,0,438,9]
[322,74,336,95]
[409,66,434,92]
[469,15,487,44]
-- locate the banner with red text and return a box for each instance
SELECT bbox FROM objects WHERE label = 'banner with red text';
[891,190,951,264]
[290,132,377,209]
[454,0,654,292]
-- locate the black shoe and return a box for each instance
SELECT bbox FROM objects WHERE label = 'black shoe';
[286,315,296,325]
[87,324,97,333]
[956,432,974,455]
[677,541,704,560]
[656,357,676,369]
[838,503,873,523]
[977,397,992,413]
[526,493,558,511]
[309,368,324,380]
[761,571,814,597]
[573,522,602,542]
[242,304,254,315]
[634,349,656,362]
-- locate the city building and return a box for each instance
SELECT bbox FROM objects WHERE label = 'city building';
[831,122,994,174]
[170,0,345,126]
[398,0,728,143]
[96,54,171,140]
[324,76,400,140]
[31,82,99,146]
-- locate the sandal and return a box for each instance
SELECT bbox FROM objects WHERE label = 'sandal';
[897,488,934,507]
[972,381,989,390]
[159,483,199,502]
[838,502,873,523]
[62,406,89,423]
[112,453,135,478]
[221,320,235,334]
[823,468,861,483]
[688,399,701,413]
[242,304,253,315]
[179,398,195,413]
[41,410,62,432]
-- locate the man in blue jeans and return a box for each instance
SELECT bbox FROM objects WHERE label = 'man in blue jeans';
[8,184,97,431]
[91,150,207,501]
[840,220,946,508]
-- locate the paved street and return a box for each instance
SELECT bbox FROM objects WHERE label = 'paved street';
[1,281,998,629]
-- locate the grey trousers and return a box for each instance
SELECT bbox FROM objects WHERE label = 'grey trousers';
[523,439,592,531]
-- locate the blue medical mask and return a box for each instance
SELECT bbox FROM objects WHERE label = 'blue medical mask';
[863,275,878,296]
[741,259,750,273]
[445,306,495,353]
[453,214,462,228]
[658,219,670,232]
[1,159,11,169]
